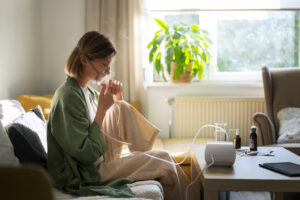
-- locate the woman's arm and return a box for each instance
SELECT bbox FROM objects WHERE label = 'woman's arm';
[51,91,107,165]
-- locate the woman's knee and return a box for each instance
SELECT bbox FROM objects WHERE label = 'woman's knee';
[148,150,173,161]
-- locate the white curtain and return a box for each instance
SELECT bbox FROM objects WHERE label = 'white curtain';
[85,0,146,113]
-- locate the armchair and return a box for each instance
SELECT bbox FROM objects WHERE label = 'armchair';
[253,66,300,155]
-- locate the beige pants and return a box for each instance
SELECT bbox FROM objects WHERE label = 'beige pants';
[97,101,190,200]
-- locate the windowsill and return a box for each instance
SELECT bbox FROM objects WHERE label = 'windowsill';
[146,80,263,88]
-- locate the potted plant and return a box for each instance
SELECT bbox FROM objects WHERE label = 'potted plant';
[147,18,213,82]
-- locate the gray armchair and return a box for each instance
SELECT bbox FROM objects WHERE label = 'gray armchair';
[253,66,300,155]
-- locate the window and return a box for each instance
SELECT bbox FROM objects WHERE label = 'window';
[143,0,300,82]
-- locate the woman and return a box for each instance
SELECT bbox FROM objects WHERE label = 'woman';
[47,31,189,200]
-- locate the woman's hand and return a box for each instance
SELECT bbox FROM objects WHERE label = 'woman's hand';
[107,80,123,101]
[99,83,114,111]
[94,80,123,127]
[94,84,114,127]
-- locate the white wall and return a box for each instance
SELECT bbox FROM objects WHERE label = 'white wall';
[0,0,42,99]
[41,0,85,94]
[0,0,85,99]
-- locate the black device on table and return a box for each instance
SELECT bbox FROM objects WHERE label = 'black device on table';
[259,162,300,177]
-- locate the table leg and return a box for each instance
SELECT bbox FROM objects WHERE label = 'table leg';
[191,155,201,200]
[272,192,283,200]
[226,191,230,200]
[204,189,218,200]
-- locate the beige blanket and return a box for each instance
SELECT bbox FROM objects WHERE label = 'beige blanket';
[98,101,190,200]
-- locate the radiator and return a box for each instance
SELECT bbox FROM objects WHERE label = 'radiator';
[174,97,266,145]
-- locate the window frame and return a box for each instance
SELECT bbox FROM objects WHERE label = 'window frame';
[143,1,300,84]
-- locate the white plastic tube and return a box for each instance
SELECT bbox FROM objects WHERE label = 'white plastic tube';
[101,123,224,200]
[101,124,226,166]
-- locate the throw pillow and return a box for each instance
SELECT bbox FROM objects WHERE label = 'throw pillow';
[0,120,19,165]
[0,100,25,127]
[18,94,53,121]
[7,106,47,168]
[277,107,300,144]
[30,105,46,122]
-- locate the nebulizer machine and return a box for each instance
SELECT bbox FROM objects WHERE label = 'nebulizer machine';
[77,45,236,200]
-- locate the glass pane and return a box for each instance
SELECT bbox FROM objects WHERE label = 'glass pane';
[217,11,300,72]
[165,13,199,26]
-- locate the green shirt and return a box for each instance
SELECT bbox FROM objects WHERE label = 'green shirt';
[47,76,134,197]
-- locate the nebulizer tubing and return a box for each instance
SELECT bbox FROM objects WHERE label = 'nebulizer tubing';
[185,154,215,200]
[77,46,101,80]
[100,123,226,200]
[80,43,227,198]
[102,124,227,166]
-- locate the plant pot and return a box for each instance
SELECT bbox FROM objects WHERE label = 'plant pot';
[167,62,193,83]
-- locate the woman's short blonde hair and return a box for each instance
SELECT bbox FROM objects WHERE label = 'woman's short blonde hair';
[65,31,116,78]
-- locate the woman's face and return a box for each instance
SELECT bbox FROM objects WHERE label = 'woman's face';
[86,53,114,81]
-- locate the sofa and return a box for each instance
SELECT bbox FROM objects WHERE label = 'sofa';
[0,99,164,200]
[17,94,214,180]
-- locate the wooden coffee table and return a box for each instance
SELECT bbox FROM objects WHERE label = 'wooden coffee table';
[191,146,300,200]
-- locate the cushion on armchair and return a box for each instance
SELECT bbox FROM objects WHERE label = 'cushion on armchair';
[277,107,300,144]
[7,106,47,168]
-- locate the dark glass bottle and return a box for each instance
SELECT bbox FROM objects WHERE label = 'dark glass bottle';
[249,125,257,151]
[234,130,241,149]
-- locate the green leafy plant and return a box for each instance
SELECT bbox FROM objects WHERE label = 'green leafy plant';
[147,18,213,81]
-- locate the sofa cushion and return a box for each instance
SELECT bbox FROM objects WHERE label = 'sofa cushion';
[150,137,214,179]
[7,106,47,168]
[163,138,215,165]
[0,100,25,127]
[18,94,53,120]
[152,138,164,150]
[0,121,19,165]
[53,180,163,200]
[0,99,24,165]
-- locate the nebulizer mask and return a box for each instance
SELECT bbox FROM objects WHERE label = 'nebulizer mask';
[97,73,110,86]
[76,45,111,87]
